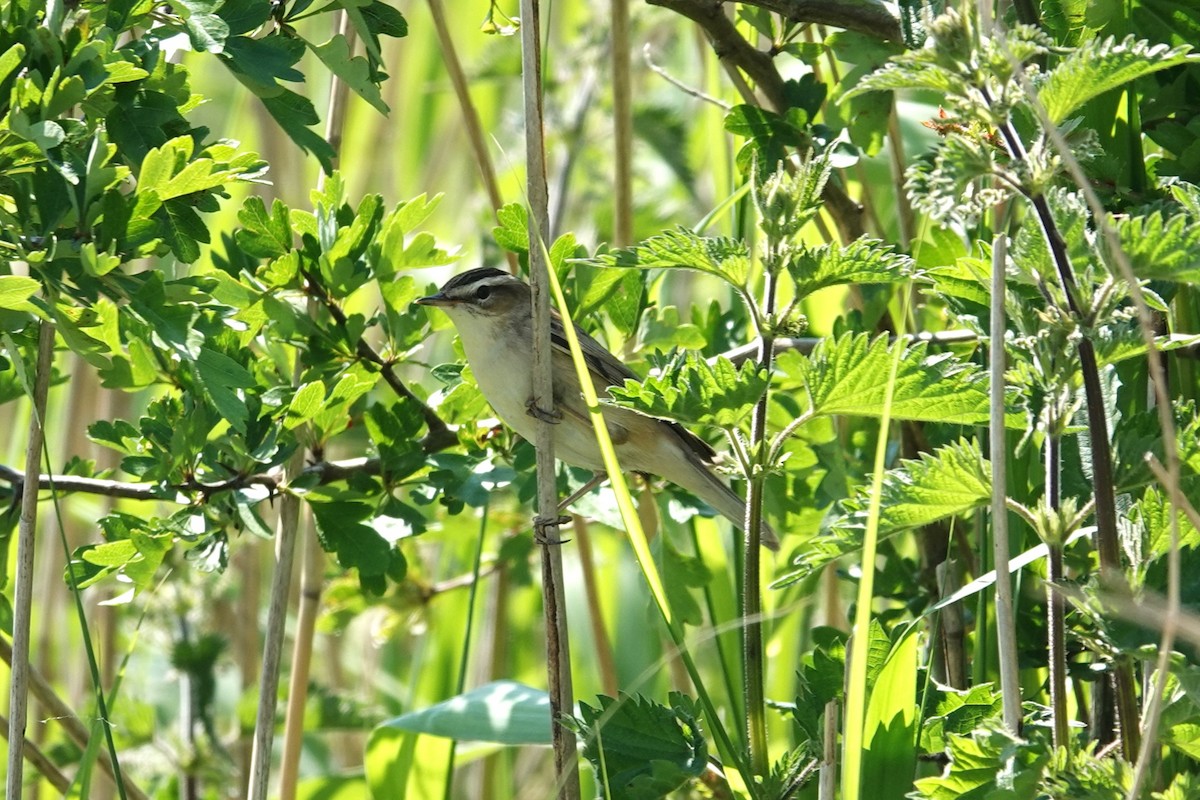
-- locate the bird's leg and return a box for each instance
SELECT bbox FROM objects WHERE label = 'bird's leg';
[557,472,609,512]
[525,397,563,423]
[533,513,572,545]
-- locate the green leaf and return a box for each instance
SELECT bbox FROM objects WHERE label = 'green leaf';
[308,34,389,114]
[285,380,326,430]
[493,203,529,254]
[1110,211,1200,282]
[608,353,767,429]
[194,347,255,433]
[594,228,751,290]
[913,726,1048,800]
[311,499,392,577]
[236,196,292,259]
[259,88,336,174]
[787,237,914,299]
[377,680,551,745]
[569,693,708,800]
[0,276,40,312]
[658,537,712,627]
[1039,36,1194,125]
[777,333,1012,426]
[920,684,1004,754]
[779,440,992,583]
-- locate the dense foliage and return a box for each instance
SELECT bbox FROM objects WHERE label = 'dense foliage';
[1,0,1199,798]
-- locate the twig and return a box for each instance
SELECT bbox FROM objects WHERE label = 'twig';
[519,0,580,796]
[644,44,731,109]
[425,0,519,274]
[0,714,72,795]
[744,0,902,40]
[302,269,456,452]
[989,235,1022,734]
[717,329,978,365]
[6,320,55,798]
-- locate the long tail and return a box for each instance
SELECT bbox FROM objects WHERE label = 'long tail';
[677,461,781,552]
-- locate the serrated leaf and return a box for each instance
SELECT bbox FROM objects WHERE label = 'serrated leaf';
[311,500,392,577]
[493,203,529,254]
[778,333,1014,426]
[1039,36,1194,125]
[1110,211,1200,283]
[779,440,992,583]
[608,353,767,429]
[592,228,751,290]
[236,196,292,259]
[378,681,550,745]
[569,693,708,800]
[308,33,389,114]
[913,726,1048,800]
[788,236,914,298]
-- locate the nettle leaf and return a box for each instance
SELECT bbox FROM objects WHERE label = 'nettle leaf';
[594,228,751,290]
[778,440,991,583]
[1039,36,1195,126]
[1110,211,1200,283]
[777,333,1012,426]
[839,440,992,535]
[569,693,708,800]
[913,726,1049,800]
[787,236,915,299]
[1132,487,1200,565]
[608,353,767,429]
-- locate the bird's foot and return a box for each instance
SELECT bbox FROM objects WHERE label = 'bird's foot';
[525,398,563,424]
[533,514,572,545]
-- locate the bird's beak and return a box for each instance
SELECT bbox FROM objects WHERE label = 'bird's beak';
[416,292,453,307]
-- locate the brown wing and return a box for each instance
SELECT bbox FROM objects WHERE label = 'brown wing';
[549,311,717,463]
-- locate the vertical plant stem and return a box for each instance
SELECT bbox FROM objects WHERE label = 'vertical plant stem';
[519,0,580,796]
[6,320,55,798]
[1044,434,1069,751]
[989,234,1023,734]
[818,699,838,800]
[611,0,633,246]
[442,497,491,799]
[277,524,322,800]
[246,474,302,800]
[743,264,777,779]
[277,14,353,799]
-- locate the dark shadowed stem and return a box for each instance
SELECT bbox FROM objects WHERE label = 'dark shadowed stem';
[6,320,55,798]
[989,235,1022,734]
[990,98,1139,758]
[1045,434,1069,752]
[744,262,779,779]
[519,0,580,796]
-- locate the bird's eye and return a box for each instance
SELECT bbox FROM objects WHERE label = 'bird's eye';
[475,285,491,301]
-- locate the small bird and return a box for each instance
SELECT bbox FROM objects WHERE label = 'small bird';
[417,267,779,551]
